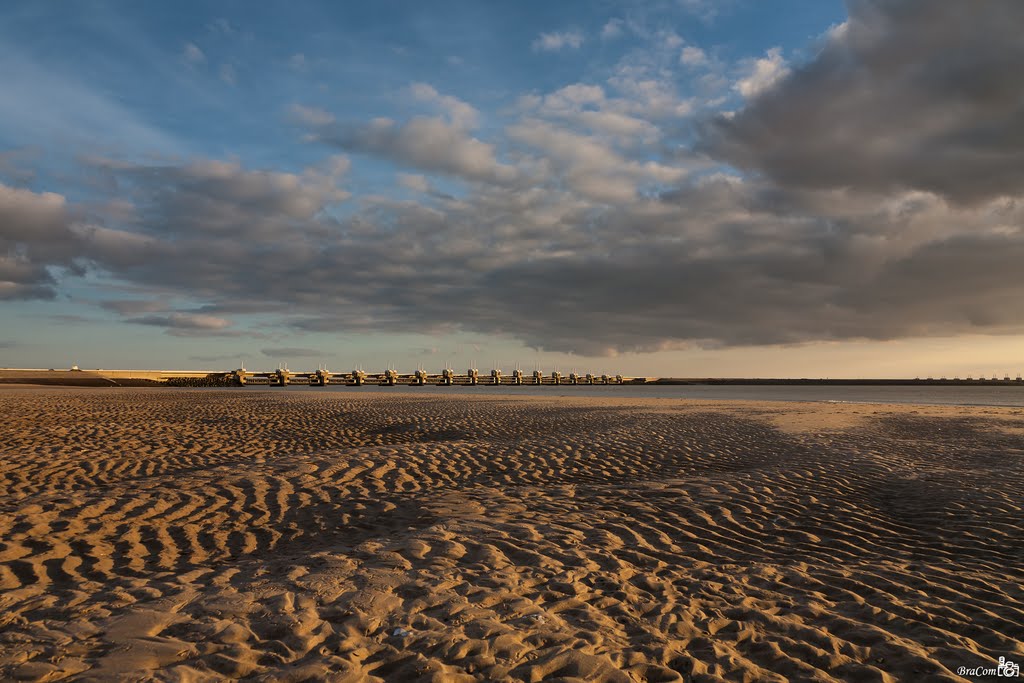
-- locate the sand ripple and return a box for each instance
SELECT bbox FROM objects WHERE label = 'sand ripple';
[0,388,1022,681]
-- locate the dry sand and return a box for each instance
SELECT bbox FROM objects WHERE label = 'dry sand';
[0,387,1021,682]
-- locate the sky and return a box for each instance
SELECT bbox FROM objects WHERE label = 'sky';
[2,0,1023,378]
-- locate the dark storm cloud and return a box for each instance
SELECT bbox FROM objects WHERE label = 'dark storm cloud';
[834,232,1024,332]
[12,153,1024,354]
[703,0,1024,204]
[0,183,75,299]
[7,0,1024,355]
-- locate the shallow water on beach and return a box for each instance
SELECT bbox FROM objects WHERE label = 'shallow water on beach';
[270,382,1024,408]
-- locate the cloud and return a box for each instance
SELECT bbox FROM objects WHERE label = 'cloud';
[532,30,584,52]
[523,83,661,143]
[11,148,1024,356]
[733,47,789,99]
[398,173,430,193]
[99,299,168,315]
[306,116,518,184]
[219,63,237,85]
[680,45,707,67]
[508,119,687,201]
[0,148,38,185]
[607,75,693,119]
[677,0,728,22]
[0,183,76,299]
[288,53,307,71]
[182,43,206,65]
[10,1,1024,358]
[206,18,236,35]
[126,312,237,337]
[601,19,624,40]
[128,312,231,330]
[87,156,350,241]
[289,103,335,127]
[410,83,479,129]
[704,0,1024,204]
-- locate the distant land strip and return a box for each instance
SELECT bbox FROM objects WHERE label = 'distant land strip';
[1,368,1023,388]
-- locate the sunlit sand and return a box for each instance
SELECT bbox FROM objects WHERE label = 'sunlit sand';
[0,387,1021,681]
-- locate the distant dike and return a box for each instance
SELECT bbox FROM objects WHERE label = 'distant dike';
[1,369,1021,388]
[652,378,1024,386]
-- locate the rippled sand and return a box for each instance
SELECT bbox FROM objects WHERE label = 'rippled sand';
[0,387,1022,682]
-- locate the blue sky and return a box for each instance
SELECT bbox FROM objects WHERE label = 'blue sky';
[3,1,1024,378]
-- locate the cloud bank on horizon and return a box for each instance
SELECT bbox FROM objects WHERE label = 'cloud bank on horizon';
[2,0,1023,358]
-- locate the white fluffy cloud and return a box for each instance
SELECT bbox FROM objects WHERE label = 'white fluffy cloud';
[734,47,789,99]
[680,45,707,66]
[508,119,687,202]
[524,83,660,143]
[304,115,518,185]
[409,83,479,129]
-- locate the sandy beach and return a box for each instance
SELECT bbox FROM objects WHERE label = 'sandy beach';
[0,387,1021,682]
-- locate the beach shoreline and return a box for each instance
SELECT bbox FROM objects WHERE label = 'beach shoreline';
[1,387,1021,681]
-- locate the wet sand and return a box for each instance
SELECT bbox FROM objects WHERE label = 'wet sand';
[0,387,1021,681]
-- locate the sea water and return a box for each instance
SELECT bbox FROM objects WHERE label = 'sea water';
[266,383,1024,408]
